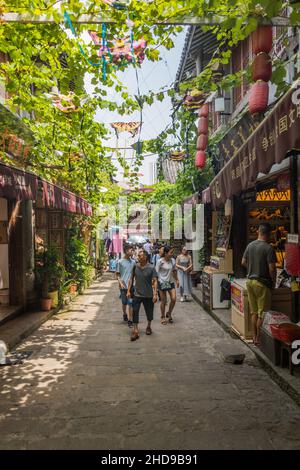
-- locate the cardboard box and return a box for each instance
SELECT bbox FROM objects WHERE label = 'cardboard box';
[231,304,253,340]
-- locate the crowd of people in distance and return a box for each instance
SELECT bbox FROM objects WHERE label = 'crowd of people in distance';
[116,241,193,341]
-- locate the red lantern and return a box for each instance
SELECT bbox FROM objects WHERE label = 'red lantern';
[197,134,208,150]
[199,103,209,118]
[252,52,272,82]
[249,80,269,114]
[198,117,208,134]
[195,150,206,168]
[252,25,273,54]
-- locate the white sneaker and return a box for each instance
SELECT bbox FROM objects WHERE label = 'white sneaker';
[180,297,184,302]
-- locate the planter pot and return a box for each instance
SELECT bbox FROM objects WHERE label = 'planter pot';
[252,25,273,54]
[70,284,78,294]
[195,150,206,169]
[40,298,52,311]
[252,52,272,82]
[198,117,208,135]
[197,134,208,151]
[249,80,269,114]
[48,290,59,308]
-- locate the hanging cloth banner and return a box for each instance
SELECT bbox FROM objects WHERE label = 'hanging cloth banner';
[111,122,141,137]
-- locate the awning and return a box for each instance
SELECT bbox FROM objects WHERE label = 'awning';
[0,162,92,216]
[0,162,38,200]
[210,79,300,207]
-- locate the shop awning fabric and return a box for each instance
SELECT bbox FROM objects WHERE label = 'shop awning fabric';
[0,162,92,216]
[209,79,300,207]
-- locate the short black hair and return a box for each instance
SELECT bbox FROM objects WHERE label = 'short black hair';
[259,222,272,235]
[138,248,148,257]
[124,244,132,253]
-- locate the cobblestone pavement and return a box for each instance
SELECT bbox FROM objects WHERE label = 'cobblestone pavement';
[0,276,300,450]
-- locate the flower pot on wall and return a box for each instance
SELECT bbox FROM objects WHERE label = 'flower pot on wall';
[197,134,208,151]
[252,52,272,82]
[198,117,208,134]
[249,80,269,114]
[195,150,206,169]
[251,25,273,54]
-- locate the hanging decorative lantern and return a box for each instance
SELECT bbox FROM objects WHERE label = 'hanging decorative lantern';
[195,150,206,169]
[252,52,272,82]
[251,25,273,55]
[197,134,208,151]
[198,117,208,134]
[199,104,209,118]
[249,80,269,114]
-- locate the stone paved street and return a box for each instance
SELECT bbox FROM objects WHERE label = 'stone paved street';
[1,276,300,450]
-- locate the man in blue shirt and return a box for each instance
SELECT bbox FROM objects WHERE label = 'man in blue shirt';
[116,245,135,327]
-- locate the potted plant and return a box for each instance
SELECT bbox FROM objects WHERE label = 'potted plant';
[36,247,66,310]
[65,234,92,293]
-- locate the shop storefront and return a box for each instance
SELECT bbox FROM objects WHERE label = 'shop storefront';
[200,79,300,342]
[0,161,92,322]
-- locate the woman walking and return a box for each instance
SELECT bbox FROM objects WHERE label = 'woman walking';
[156,246,179,324]
[176,247,193,302]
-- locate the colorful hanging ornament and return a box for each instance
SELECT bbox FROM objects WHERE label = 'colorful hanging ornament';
[101,0,131,9]
[251,25,273,55]
[249,80,269,114]
[195,150,206,169]
[89,31,146,66]
[184,89,207,109]
[169,150,185,161]
[197,134,208,151]
[47,92,79,113]
[199,104,209,118]
[111,122,141,137]
[198,117,209,135]
[252,52,272,82]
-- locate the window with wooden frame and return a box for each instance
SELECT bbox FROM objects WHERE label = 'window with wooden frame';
[232,38,252,109]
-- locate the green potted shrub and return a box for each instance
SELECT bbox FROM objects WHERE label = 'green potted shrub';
[36,247,66,310]
[65,235,91,293]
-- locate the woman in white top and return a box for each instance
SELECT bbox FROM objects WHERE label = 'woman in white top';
[156,246,179,324]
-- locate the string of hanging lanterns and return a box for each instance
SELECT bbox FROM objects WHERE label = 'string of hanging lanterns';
[249,25,273,114]
[195,103,209,169]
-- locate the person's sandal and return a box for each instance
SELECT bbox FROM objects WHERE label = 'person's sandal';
[130,331,139,341]
[161,317,167,325]
[146,326,152,335]
[168,316,173,323]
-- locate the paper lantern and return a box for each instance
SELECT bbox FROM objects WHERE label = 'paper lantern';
[198,117,208,135]
[249,80,269,114]
[252,53,272,82]
[252,25,273,54]
[195,150,206,169]
[197,134,208,151]
[199,104,209,118]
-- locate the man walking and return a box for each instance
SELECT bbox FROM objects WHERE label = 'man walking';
[116,245,135,327]
[242,223,277,346]
[127,249,158,341]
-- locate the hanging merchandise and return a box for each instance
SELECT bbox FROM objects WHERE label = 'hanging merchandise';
[184,89,208,109]
[111,122,141,137]
[249,25,273,114]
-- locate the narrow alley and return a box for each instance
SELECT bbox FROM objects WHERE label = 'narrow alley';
[0,275,300,450]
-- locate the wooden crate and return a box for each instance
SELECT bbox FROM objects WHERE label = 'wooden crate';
[231,304,253,340]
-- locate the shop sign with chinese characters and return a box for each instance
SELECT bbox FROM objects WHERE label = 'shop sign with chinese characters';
[210,79,300,207]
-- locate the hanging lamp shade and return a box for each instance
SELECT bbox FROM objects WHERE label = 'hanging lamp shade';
[252,52,272,82]
[197,134,208,151]
[195,150,206,169]
[198,117,209,135]
[249,80,269,114]
[252,25,273,54]
[199,103,209,118]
